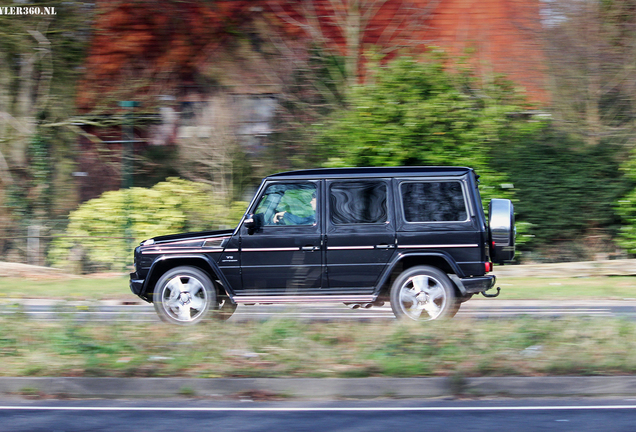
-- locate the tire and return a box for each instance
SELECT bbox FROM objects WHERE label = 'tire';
[447,300,461,318]
[390,266,457,321]
[153,266,216,325]
[214,294,237,321]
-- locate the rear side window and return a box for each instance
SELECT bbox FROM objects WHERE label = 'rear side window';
[330,181,388,224]
[401,181,467,222]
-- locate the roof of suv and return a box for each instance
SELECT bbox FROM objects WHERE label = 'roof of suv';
[268,166,474,180]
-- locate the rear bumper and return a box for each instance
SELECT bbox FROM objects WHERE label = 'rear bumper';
[451,274,496,295]
[462,275,496,293]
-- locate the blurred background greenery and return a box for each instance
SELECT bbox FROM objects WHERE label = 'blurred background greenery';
[1,0,636,272]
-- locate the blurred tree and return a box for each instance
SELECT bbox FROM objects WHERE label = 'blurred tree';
[543,0,636,146]
[261,43,348,172]
[541,0,636,257]
[0,1,92,172]
[316,56,522,200]
[176,94,248,204]
[68,1,262,206]
[76,0,254,112]
[269,0,438,91]
[0,1,94,259]
[0,17,52,170]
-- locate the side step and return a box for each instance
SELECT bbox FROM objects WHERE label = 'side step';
[233,295,376,305]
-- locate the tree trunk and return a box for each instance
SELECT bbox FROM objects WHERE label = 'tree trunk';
[584,0,601,146]
[345,0,362,89]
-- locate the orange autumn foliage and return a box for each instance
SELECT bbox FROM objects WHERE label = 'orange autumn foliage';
[78,0,547,111]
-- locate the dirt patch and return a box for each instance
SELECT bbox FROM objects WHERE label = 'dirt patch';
[0,262,127,280]
[0,262,70,279]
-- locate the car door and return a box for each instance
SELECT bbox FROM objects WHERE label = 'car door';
[238,180,323,294]
[395,177,482,277]
[325,178,396,293]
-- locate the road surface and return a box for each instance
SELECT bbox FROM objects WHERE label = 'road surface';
[2,299,636,322]
[1,397,636,432]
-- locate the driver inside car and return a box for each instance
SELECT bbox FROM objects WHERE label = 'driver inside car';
[273,191,316,225]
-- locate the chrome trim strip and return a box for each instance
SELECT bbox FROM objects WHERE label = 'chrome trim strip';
[397,244,479,249]
[327,246,375,250]
[233,295,376,304]
[154,240,201,246]
[142,249,223,254]
[242,247,302,252]
[157,236,230,246]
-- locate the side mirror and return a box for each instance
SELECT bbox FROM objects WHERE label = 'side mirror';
[244,215,255,229]
[244,213,263,235]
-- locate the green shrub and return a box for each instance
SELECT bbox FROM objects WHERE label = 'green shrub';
[616,190,636,254]
[48,178,247,271]
[495,125,632,252]
[615,151,636,254]
[317,55,520,203]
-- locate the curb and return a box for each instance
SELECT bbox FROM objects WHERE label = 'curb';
[3,377,636,399]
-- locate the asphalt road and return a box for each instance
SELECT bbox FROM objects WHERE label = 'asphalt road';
[2,299,636,322]
[2,398,636,432]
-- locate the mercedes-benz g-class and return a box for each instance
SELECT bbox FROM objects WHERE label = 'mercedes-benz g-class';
[130,167,515,324]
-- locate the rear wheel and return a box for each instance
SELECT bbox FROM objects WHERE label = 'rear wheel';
[390,266,456,321]
[214,293,237,321]
[153,266,215,325]
[448,300,462,318]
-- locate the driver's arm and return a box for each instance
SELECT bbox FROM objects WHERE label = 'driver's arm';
[273,211,286,223]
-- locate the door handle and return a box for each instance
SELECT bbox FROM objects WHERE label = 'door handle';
[375,244,395,249]
[301,246,319,252]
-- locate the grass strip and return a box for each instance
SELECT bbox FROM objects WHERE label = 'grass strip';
[2,275,636,301]
[0,275,130,301]
[2,315,636,378]
[496,275,636,300]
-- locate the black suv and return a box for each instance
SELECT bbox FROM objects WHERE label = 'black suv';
[130,167,515,324]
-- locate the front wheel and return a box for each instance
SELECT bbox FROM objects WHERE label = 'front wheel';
[390,266,456,321]
[153,266,215,325]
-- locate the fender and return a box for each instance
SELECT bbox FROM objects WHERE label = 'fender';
[374,250,466,296]
[142,254,236,298]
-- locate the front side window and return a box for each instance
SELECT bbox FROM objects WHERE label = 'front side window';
[255,183,317,226]
[330,181,387,225]
[401,181,467,222]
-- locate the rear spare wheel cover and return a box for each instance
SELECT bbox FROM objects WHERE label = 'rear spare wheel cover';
[489,198,515,263]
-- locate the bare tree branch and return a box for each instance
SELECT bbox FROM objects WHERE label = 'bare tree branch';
[176,94,240,202]
[543,0,636,146]
[0,148,12,185]
[29,20,54,114]
[269,0,436,91]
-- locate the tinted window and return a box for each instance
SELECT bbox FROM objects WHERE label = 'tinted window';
[255,183,317,226]
[330,181,387,224]
[401,181,467,222]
